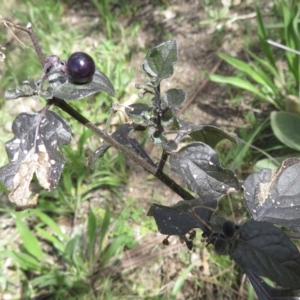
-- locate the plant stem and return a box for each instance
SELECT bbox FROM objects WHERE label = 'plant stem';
[157,150,168,173]
[9,21,195,201]
[53,99,194,200]
[12,22,46,65]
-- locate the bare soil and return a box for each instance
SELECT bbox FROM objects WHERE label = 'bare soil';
[110,1,260,299]
[0,1,266,299]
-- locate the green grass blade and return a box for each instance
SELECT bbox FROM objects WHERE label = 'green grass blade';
[64,235,84,269]
[34,210,65,239]
[218,53,273,88]
[256,6,276,68]
[293,5,300,92]
[230,118,269,171]
[99,206,111,251]
[101,236,125,265]
[246,49,281,82]
[6,251,42,271]
[35,227,65,253]
[88,209,97,263]
[282,1,300,85]
[208,74,278,108]
[171,264,195,298]
[15,217,44,260]
[31,272,59,288]
[250,64,280,97]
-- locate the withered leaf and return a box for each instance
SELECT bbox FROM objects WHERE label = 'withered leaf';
[0,111,71,210]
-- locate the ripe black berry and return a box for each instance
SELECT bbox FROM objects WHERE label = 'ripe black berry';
[67,52,95,83]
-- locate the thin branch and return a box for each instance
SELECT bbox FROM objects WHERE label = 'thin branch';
[3,21,45,65]
[2,20,28,48]
[54,99,194,200]
[6,21,195,201]
[156,150,169,173]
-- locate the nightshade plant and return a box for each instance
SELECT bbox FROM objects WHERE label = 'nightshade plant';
[1,21,300,299]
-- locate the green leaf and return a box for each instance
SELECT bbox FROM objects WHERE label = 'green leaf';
[256,6,276,68]
[230,118,269,171]
[88,209,97,262]
[208,74,278,107]
[35,210,65,239]
[101,236,125,265]
[64,235,85,270]
[31,272,60,288]
[6,250,42,271]
[142,40,178,86]
[271,111,300,151]
[15,217,44,260]
[282,1,300,85]
[31,270,75,289]
[171,264,195,297]
[162,88,186,109]
[218,53,271,87]
[99,207,111,251]
[246,49,281,83]
[253,155,300,171]
[35,227,65,252]
[64,235,79,261]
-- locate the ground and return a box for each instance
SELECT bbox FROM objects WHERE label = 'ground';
[106,2,258,299]
[0,1,271,299]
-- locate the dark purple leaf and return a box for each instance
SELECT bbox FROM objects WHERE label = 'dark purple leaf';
[169,142,239,197]
[161,89,186,109]
[148,195,217,236]
[5,80,53,100]
[50,68,115,100]
[243,158,300,231]
[244,269,300,300]
[125,103,151,122]
[231,221,300,289]
[174,118,239,148]
[5,69,114,101]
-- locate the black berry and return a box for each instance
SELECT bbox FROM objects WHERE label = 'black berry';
[222,220,237,238]
[67,52,95,83]
[162,237,170,246]
[214,238,228,255]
